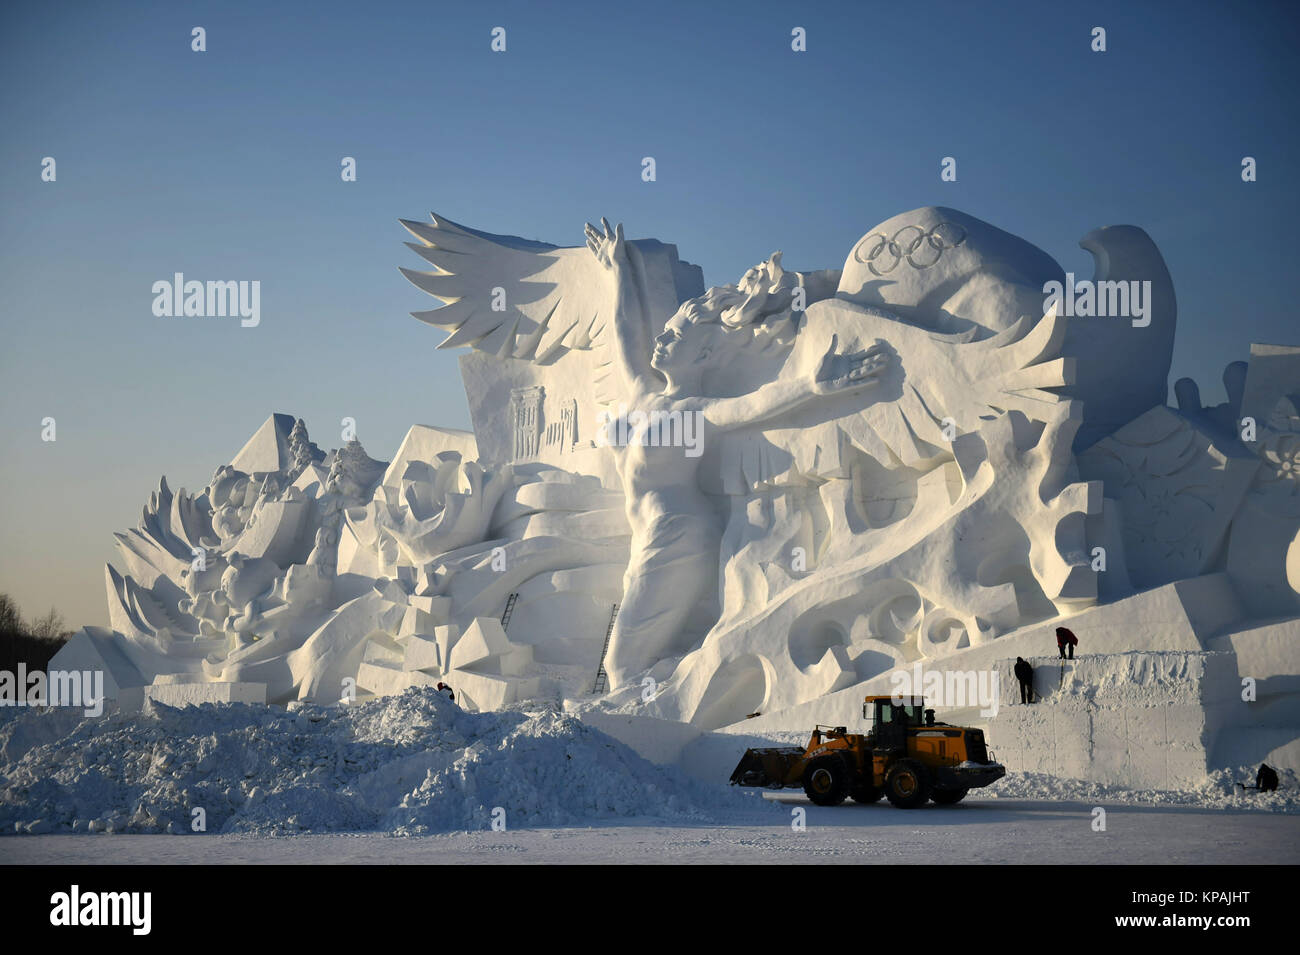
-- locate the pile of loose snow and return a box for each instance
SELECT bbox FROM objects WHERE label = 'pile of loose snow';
[986,768,1300,812]
[0,689,775,835]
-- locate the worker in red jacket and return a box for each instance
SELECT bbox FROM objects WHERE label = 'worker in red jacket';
[1055,627,1078,660]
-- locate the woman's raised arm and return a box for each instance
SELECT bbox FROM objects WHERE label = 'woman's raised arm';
[587,218,660,398]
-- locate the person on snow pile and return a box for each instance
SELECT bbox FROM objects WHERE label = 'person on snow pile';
[1257,763,1279,792]
[1014,657,1035,704]
[1238,763,1279,792]
[435,682,455,703]
[1055,626,1078,660]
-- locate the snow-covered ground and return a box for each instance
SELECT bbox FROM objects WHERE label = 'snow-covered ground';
[4,795,1298,864]
[2,688,1296,864]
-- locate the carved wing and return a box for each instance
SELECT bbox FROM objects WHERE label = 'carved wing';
[400,212,612,361]
[715,301,1076,493]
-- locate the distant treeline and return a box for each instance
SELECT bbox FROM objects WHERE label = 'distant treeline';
[0,594,72,673]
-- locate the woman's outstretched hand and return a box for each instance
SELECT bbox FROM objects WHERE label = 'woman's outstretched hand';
[812,335,889,395]
[586,218,628,272]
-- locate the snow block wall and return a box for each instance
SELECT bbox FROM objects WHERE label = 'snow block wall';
[138,681,267,709]
[991,652,1241,789]
[1206,617,1300,772]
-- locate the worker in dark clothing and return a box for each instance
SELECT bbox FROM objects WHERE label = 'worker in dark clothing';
[435,681,455,703]
[1014,657,1034,704]
[1056,627,1078,660]
[1239,763,1280,793]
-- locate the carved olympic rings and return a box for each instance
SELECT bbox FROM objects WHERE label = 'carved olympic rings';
[853,221,968,275]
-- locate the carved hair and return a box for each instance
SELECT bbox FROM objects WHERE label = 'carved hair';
[678,253,801,351]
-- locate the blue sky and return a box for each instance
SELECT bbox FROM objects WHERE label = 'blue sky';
[1,0,1297,628]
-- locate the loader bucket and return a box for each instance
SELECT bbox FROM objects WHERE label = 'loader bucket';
[729,746,806,787]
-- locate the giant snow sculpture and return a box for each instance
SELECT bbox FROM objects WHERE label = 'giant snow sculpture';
[54,206,1300,776]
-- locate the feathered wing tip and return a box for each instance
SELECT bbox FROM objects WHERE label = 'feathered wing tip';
[400,211,605,358]
[400,213,521,352]
[760,300,1081,487]
[975,304,1075,416]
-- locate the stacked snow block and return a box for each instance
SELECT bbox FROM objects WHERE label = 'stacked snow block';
[991,651,1241,789]
[1206,617,1300,772]
[355,613,543,712]
[142,680,268,708]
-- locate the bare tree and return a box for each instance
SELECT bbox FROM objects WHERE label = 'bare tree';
[32,607,65,641]
[0,594,70,671]
[0,593,21,634]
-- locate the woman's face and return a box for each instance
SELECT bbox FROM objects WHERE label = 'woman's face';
[651,309,719,375]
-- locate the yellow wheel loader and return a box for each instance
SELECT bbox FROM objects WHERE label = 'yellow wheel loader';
[729,695,1005,808]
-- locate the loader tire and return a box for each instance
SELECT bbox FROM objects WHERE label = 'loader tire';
[802,755,849,806]
[930,787,968,805]
[884,759,930,809]
[851,785,884,804]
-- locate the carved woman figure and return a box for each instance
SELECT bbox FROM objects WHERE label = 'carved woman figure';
[584,219,888,687]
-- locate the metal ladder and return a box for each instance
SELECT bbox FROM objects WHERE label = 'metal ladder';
[500,592,519,632]
[590,603,620,695]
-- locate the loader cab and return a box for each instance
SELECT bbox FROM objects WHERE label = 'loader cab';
[862,696,925,753]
